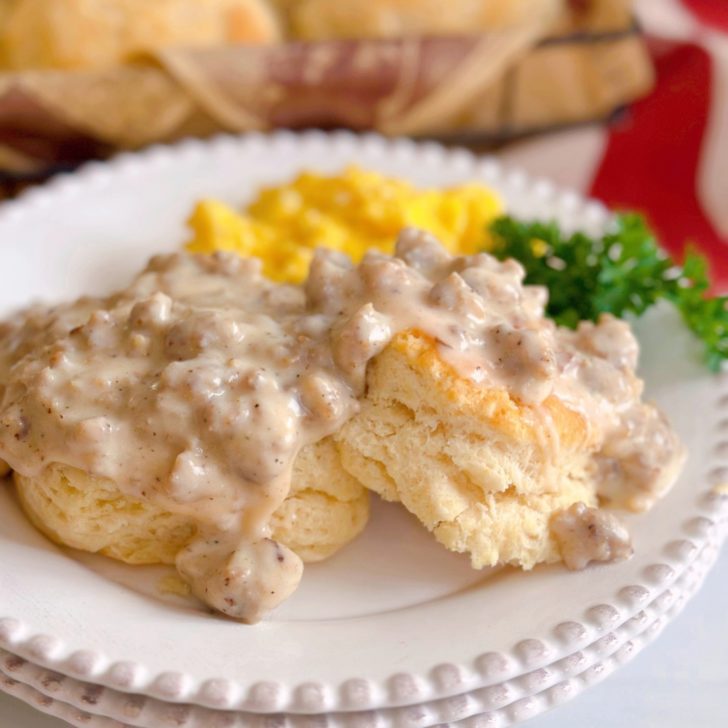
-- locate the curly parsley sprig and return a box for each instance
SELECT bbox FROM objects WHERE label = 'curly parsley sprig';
[489,213,728,371]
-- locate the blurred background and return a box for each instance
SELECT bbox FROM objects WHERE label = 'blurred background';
[0,0,725,283]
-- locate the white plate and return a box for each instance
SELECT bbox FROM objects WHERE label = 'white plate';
[0,679,124,728]
[2,534,723,728]
[0,132,726,715]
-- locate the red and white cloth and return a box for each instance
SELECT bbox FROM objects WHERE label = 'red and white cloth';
[499,0,728,290]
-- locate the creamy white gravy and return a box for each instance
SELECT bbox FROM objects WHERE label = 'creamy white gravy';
[0,229,684,619]
[551,502,633,570]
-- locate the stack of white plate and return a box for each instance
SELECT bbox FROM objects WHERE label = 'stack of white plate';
[1,133,726,728]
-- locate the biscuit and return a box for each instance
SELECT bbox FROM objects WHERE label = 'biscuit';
[288,0,562,40]
[336,331,600,570]
[0,0,280,71]
[14,439,369,565]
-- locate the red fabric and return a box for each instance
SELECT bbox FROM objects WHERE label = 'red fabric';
[681,0,728,34]
[590,41,728,288]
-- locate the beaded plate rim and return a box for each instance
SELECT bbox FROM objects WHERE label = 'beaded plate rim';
[0,131,726,714]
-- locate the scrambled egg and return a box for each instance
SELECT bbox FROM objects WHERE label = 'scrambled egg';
[186,166,503,283]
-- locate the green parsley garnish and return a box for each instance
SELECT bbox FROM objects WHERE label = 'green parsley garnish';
[489,213,728,371]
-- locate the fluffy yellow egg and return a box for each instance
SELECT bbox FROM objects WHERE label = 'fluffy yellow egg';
[186,166,503,283]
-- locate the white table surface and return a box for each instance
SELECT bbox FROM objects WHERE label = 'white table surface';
[2,543,726,728]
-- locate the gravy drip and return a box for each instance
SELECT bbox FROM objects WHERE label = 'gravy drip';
[551,502,633,570]
[0,229,683,619]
